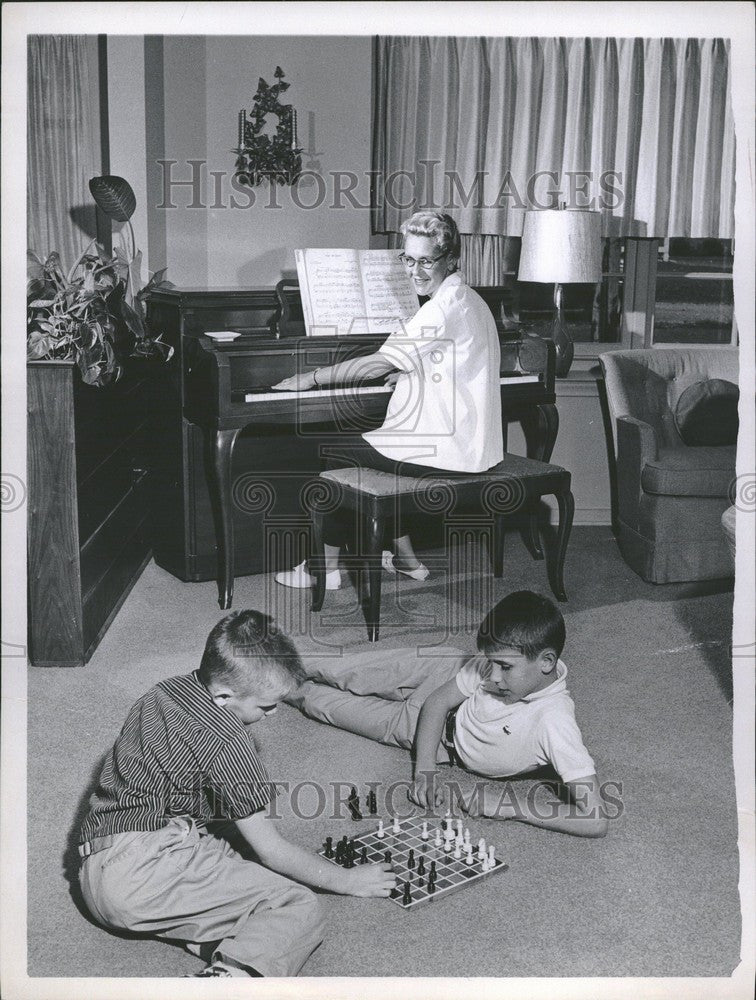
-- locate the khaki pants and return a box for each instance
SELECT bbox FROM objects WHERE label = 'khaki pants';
[79,816,324,976]
[290,645,467,753]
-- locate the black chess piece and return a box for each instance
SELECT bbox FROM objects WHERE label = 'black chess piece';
[348,787,363,820]
[384,850,392,864]
[417,857,425,876]
[408,849,415,870]
[324,836,334,858]
[428,878,436,894]
[402,881,412,905]
[430,860,437,876]
[360,846,368,865]
[367,790,378,816]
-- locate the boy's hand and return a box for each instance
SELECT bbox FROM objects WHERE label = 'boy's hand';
[408,768,444,810]
[338,863,396,897]
[457,784,515,820]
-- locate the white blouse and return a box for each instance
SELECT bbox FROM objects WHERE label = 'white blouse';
[363,272,504,472]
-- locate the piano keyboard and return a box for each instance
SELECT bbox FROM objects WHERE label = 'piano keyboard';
[245,374,540,403]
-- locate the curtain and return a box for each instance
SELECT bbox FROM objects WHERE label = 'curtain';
[27,35,100,269]
[372,36,735,245]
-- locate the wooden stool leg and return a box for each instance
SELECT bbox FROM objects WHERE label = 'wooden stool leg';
[492,515,506,578]
[364,513,384,642]
[549,486,574,602]
[522,501,544,560]
[310,511,326,613]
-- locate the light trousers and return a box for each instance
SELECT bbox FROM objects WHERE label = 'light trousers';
[290,646,467,753]
[79,816,325,976]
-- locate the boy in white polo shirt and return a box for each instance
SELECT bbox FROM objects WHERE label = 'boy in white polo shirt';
[289,591,608,838]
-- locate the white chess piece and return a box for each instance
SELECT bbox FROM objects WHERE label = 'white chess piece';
[456,818,463,838]
[477,838,487,860]
[464,828,471,845]
[488,844,496,865]
[443,837,452,853]
[376,819,385,839]
[480,855,490,872]
[392,815,400,834]
[434,827,442,848]
[464,847,474,866]
[453,843,462,860]
[421,820,429,841]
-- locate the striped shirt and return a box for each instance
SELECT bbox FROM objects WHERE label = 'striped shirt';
[80,671,274,844]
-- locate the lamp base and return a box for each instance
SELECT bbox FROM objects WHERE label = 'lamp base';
[551,283,574,378]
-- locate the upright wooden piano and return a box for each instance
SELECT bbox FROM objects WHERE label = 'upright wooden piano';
[147,284,557,608]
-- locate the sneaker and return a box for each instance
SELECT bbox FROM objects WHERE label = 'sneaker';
[275,561,341,590]
[188,961,233,978]
[382,550,430,581]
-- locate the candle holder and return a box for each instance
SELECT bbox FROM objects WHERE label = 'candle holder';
[234,66,302,186]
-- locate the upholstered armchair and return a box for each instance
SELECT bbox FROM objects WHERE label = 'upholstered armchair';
[599,348,738,583]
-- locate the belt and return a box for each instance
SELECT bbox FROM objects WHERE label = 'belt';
[78,833,123,859]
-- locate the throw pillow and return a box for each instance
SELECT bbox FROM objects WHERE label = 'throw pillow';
[674,379,739,446]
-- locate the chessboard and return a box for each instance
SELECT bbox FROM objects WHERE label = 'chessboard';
[319,816,509,910]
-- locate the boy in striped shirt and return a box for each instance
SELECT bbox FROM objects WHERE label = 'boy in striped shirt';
[78,610,394,978]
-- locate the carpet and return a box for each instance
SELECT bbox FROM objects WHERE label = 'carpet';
[26,528,741,981]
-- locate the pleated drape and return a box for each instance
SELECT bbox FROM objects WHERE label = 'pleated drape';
[372,36,735,243]
[27,35,99,269]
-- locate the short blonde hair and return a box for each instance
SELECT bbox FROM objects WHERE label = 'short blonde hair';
[400,211,461,265]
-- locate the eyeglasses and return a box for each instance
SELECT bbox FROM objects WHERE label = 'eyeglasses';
[398,251,448,271]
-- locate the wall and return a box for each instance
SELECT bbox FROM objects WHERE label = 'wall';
[107,35,372,286]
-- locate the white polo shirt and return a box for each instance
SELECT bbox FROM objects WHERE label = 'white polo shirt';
[453,655,597,783]
[363,272,504,472]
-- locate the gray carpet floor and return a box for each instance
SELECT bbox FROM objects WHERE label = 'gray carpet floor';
[27,527,741,981]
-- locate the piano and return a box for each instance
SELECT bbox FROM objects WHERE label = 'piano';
[147,284,557,609]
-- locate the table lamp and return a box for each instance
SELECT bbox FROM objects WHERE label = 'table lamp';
[517,209,602,377]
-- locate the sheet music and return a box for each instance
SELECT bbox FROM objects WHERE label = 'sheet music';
[295,248,418,337]
[358,250,419,332]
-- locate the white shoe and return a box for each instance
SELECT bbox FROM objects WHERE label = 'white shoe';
[275,561,341,590]
[381,550,430,581]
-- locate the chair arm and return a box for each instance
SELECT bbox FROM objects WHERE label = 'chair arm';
[615,415,659,524]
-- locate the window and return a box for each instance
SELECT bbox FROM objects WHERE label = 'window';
[653,239,735,345]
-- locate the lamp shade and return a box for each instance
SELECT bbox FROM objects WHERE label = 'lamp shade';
[518,210,602,283]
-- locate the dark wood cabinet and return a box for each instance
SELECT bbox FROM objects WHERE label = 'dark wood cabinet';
[27,360,154,666]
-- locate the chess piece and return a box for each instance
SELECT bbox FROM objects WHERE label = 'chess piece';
[348,786,362,821]
[402,881,412,905]
[323,836,333,858]
[453,843,462,860]
[421,820,429,841]
[384,850,392,864]
[465,847,474,866]
[360,846,368,865]
[488,844,496,865]
[434,828,442,848]
[477,838,487,861]
[392,815,401,834]
[408,849,415,870]
[376,819,385,839]
[417,857,425,876]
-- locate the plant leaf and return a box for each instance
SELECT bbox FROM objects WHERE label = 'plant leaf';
[119,296,147,339]
[88,175,137,222]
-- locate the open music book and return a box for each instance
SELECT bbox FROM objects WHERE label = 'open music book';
[295,248,419,337]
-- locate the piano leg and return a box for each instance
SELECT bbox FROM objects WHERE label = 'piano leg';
[212,428,241,610]
[519,403,560,561]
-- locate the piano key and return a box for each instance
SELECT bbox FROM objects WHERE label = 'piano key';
[245,374,540,403]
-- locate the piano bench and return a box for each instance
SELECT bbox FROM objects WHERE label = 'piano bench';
[309,454,574,642]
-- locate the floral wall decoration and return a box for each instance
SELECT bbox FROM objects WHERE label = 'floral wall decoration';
[235,66,302,186]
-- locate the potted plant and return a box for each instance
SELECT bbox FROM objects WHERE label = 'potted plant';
[27,175,173,666]
[27,175,173,386]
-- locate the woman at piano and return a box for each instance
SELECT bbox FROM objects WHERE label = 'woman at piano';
[272,210,504,591]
